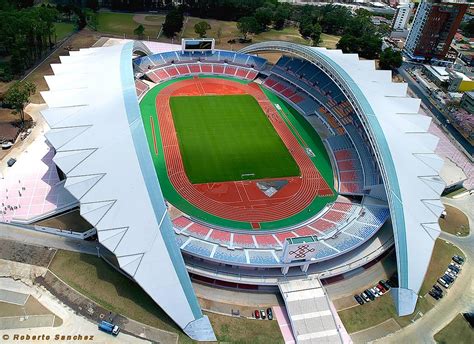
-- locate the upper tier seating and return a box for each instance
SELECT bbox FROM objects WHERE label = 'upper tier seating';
[146,63,259,84]
[134,50,267,72]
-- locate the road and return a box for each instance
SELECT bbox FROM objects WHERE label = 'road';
[0,223,97,255]
[397,65,473,157]
[374,192,474,343]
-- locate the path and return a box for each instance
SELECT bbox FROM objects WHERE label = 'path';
[373,193,473,343]
[0,223,97,255]
[0,269,147,343]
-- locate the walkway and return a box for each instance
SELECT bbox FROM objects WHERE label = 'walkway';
[0,223,97,255]
[278,278,345,343]
[0,266,147,343]
[374,193,473,343]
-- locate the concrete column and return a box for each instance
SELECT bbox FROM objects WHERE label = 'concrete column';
[301,263,309,273]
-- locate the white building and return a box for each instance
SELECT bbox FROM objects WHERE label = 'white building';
[391,2,413,31]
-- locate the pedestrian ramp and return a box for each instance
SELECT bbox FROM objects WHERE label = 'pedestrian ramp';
[278,278,348,344]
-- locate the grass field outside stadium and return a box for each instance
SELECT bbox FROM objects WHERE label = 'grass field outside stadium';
[140,76,336,230]
[170,94,300,183]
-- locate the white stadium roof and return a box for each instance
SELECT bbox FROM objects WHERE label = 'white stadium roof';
[41,41,215,341]
[241,42,445,315]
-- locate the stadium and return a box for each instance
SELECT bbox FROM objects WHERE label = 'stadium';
[15,38,444,341]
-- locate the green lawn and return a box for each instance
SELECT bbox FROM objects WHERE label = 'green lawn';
[338,239,464,333]
[96,12,164,38]
[50,250,283,344]
[54,22,75,41]
[170,94,300,183]
[434,314,474,344]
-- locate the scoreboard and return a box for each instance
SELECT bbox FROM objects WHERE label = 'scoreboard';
[182,38,215,52]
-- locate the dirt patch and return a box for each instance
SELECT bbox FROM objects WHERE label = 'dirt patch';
[133,14,164,26]
[439,204,470,236]
[0,239,56,267]
[35,209,93,233]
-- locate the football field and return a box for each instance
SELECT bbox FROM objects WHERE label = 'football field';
[169,94,300,184]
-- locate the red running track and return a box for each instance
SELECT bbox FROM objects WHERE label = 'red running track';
[155,77,333,223]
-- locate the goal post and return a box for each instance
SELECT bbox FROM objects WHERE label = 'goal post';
[241,173,255,180]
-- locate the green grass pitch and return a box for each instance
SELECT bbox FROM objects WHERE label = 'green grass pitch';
[169,94,300,184]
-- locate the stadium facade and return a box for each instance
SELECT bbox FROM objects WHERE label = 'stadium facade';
[39,40,444,341]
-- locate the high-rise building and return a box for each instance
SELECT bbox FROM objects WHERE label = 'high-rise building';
[391,3,414,31]
[405,0,469,61]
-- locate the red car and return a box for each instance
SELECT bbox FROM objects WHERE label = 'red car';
[254,310,260,319]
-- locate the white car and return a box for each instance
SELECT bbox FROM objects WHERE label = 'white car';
[370,288,380,298]
[1,142,13,149]
[445,270,457,279]
[438,278,449,289]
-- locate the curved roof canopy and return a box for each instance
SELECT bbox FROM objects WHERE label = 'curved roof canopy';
[240,41,445,315]
[40,42,215,341]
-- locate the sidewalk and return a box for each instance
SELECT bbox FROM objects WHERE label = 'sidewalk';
[36,271,178,344]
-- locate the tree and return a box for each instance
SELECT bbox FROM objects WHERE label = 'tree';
[379,47,403,70]
[299,17,313,38]
[337,33,382,59]
[255,7,272,31]
[162,7,184,38]
[461,18,474,37]
[310,23,322,46]
[4,81,36,127]
[194,21,211,38]
[273,6,288,30]
[237,16,258,40]
[134,24,145,39]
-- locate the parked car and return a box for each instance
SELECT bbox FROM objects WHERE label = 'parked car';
[433,284,443,294]
[361,292,370,302]
[445,270,457,279]
[260,309,266,320]
[267,308,273,320]
[365,289,375,301]
[429,290,440,300]
[452,255,464,265]
[354,295,364,305]
[98,321,120,336]
[379,280,391,291]
[448,264,460,273]
[449,263,461,270]
[1,141,13,150]
[442,274,454,284]
[446,266,458,275]
[7,158,16,167]
[438,278,450,289]
[370,288,380,297]
[254,310,260,319]
[376,284,386,293]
